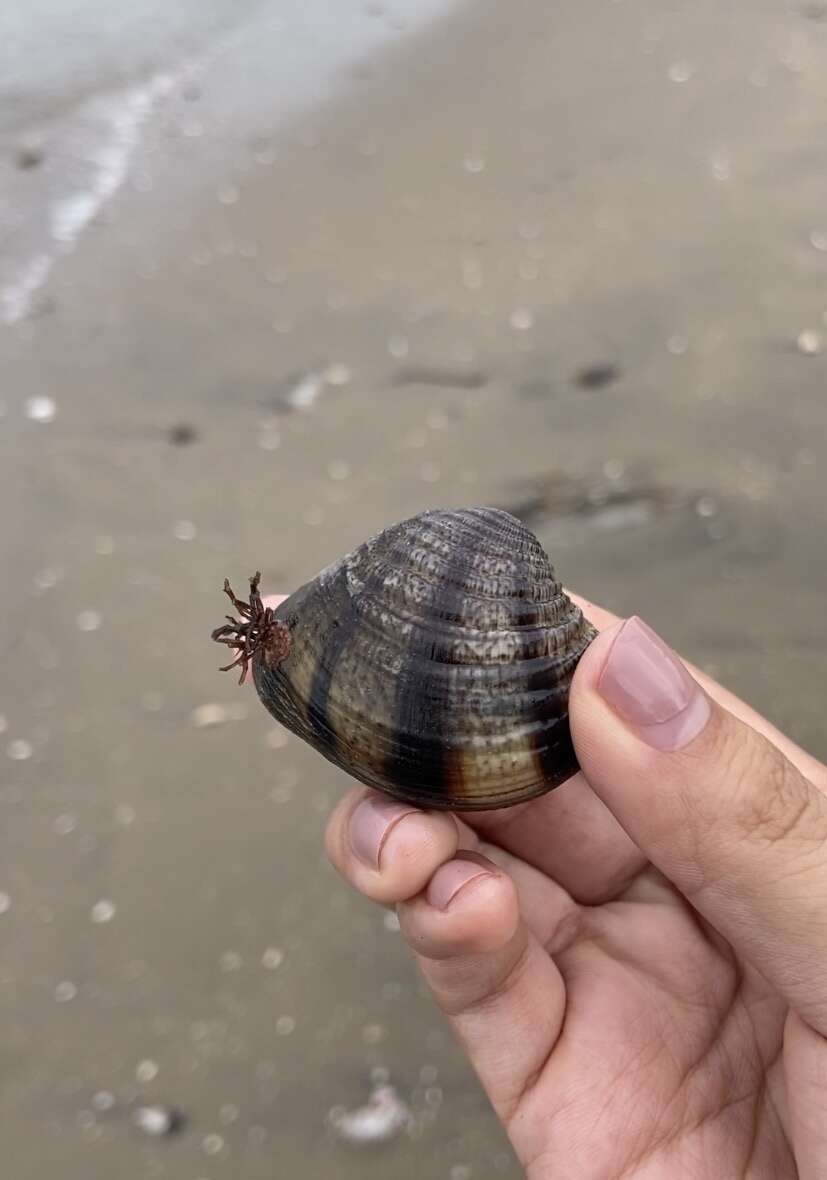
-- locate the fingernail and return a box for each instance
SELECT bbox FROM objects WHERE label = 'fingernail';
[598,617,711,751]
[349,795,418,869]
[427,852,497,911]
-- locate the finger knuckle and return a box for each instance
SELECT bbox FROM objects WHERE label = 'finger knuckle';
[724,727,823,849]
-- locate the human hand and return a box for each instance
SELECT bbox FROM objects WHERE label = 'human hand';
[317,594,827,1179]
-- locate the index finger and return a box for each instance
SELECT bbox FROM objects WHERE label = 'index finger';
[567,592,825,790]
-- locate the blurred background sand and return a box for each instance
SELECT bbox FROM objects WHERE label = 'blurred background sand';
[1,1,826,1176]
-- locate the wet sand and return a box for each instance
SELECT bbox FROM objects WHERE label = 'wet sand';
[2,0,827,1176]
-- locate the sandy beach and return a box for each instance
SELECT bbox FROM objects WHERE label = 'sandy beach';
[2,0,827,1175]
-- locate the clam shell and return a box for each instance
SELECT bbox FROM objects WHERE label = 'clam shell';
[251,507,596,810]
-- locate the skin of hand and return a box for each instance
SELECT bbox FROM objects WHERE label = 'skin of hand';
[263,594,827,1179]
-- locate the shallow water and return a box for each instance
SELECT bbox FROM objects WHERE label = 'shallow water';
[0,0,460,325]
[1,0,826,1176]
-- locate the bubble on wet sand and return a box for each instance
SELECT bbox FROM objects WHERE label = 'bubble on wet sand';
[135,1059,159,1083]
[24,395,57,423]
[172,519,197,541]
[603,458,626,481]
[327,459,350,481]
[76,610,102,632]
[709,148,731,181]
[179,117,204,138]
[90,899,116,924]
[270,766,298,804]
[254,143,277,166]
[509,307,535,331]
[202,1132,225,1155]
[77,1108,97,1131]
[264,727,289,750]
[190,702,247,729]
[694,495,719,519]
[7,739,33,761]
[55,980,78,1002]
[257,423,281,451]
[115,803,137,826]
[324,362,352,386]
[261,947,284,970]
[451,1165,474,1180]
[285,372,324,410]
[362,1023,386,1045]
[426,409,449,430]
[403,426,428,449]
[216,184,239,205]
[248,1124,269,1146]
[797,329,822,355]
[667,60,695,83]
[0,892,10,915]
[34,566,64,591]
[141,690,164,713]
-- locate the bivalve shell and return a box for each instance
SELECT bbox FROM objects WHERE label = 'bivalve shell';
[212,507,596,810]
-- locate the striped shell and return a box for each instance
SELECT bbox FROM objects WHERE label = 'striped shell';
[231,508,595,810]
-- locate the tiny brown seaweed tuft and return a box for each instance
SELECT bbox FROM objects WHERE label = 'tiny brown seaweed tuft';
[211,571,291,685]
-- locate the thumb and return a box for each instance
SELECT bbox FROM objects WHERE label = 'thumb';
[570,616,827,1035]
